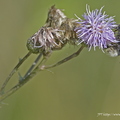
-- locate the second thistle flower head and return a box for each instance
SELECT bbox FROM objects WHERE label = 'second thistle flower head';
[75,5,118,51]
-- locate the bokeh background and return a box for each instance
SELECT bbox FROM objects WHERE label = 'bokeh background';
[0,0,120,120]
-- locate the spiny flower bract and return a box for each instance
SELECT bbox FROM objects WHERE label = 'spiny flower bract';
[75,5,118,51]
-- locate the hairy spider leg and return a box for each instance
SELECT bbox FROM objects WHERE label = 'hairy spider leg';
[0,52,32,94]
[40,45,84,70]
[0,52,50,102]
[23,53,43,80]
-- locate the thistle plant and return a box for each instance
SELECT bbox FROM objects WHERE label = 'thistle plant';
[75,5,118,51]
[0,5,119,102]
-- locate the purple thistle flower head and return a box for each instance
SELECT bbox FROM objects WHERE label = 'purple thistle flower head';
[75,5,118,51]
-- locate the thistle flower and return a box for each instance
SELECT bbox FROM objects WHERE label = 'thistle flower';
[75,5,118,51]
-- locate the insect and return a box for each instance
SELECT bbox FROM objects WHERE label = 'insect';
[105,25,120,57]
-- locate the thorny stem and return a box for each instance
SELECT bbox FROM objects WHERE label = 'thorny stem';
[0,52,31,94]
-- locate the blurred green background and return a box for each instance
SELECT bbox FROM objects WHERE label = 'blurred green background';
[0,0,120,120]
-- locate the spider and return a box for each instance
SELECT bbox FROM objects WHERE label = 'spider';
[0,6,84,102]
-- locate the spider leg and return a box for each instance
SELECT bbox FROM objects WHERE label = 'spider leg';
[40,45,84,70]
[0,52,31,94]
[23,53,43,80]
[0,52,51,102]
[0,46,84,102]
